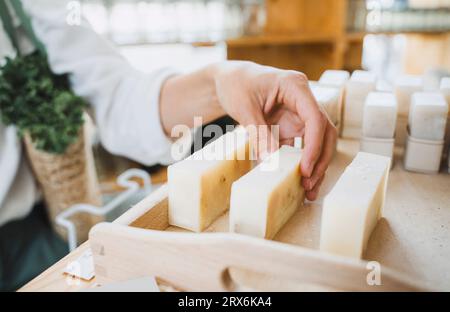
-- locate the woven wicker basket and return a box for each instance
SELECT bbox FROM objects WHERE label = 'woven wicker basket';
[23,124,102,243]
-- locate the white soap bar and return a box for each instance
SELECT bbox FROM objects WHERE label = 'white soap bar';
[343,70,377,138]
[363,92,397,138]
[442,78,450,162]
[423,70,442,91]
[394,75,423,117]
[320,152,390,259]
[376,80,393,93]
[319,70,350,88]
[168,127,252,232]
[441,77,450,106]
[409,92,448,141]
[318,70,350,128]
[311,85,341,125]
[230,145,304,239]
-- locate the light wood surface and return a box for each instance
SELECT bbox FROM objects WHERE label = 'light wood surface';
[20,139,450,291]
[89,222,420,292]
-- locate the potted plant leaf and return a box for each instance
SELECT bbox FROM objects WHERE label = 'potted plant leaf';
[0,51,102,243]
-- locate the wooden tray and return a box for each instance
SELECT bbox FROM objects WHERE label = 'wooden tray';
[89,140,450,291]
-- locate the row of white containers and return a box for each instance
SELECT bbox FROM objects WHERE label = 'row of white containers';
[310,70,450,174]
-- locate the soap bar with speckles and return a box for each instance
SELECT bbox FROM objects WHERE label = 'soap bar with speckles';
[320,152,390,259]
[363,92,397,138]
[409,92,448,141]
[168,127,252,232]
[229,145,305,239]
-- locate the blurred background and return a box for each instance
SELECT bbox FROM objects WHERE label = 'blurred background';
[78,0,450,79]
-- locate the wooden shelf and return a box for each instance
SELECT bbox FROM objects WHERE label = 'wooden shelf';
[226,0,358,80]
[345,32,366,42]
[195,32,357,48]
[226,33,336,47]
[191,30,450,49]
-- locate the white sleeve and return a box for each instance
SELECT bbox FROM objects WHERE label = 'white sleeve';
[21,0,181,166]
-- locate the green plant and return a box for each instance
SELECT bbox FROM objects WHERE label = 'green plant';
[0,52,87,154]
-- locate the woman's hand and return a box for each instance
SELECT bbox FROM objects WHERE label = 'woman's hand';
[160,61,337,200]
[214,62,337,200]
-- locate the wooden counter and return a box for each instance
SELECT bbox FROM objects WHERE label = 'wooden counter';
[20,139,450,291]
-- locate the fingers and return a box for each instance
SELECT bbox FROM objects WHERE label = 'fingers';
[244,106,279,161]
[305,174,325,201]
[301,114,327,178]
[275,71,337,201]
[277,73,328,178]
[302,122,337,192]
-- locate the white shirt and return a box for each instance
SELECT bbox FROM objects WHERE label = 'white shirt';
[0,0,178,226]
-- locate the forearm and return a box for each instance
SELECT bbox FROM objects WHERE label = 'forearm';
[159,63,226,135]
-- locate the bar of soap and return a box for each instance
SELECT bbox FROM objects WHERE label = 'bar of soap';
[363,92,397,138]
[319,70,350,127]
[320,152,390,259]
[319,70,350,88]
[376,80,393,93]
[409,92,448,141]
[229,145,304,239]
[394,75,423,117]
[311,85,341,125]
[343,70,377,138]
[168,127,252,232]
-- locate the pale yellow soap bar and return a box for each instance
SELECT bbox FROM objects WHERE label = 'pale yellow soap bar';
[320,152,390,259]
[168,127,252,232]
[229,145,304,239]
